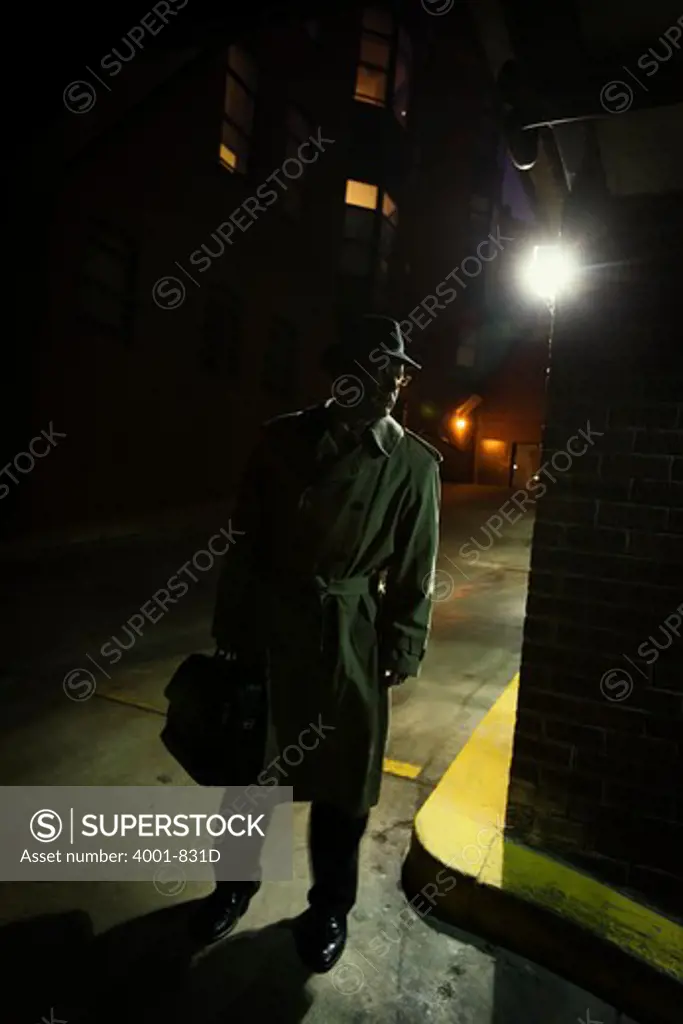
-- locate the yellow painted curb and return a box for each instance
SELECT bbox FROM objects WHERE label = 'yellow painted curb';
[412,672,683,983]
[383,758,422,780]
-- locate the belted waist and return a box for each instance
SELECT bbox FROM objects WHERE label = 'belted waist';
[312,575,372,598]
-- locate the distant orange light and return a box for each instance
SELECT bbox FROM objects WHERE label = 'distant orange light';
[449,414,468,431]
[447,413,470,441]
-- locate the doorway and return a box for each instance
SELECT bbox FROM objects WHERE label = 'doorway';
[510,442,540,488]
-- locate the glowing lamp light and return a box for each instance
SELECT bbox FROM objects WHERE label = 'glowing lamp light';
[520,245,578,301]
[448,413,470,441]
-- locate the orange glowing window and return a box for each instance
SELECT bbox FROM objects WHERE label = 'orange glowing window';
[354,9,393,108]
[481,438,506,455]
[382,192,397,221]
[345,180,379,209]
[219,144,237,171]
[219,45,257,174]
[354,65,387,106]
[360,35,390,69]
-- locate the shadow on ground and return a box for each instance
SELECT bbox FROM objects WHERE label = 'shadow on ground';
[3,903,314,1024]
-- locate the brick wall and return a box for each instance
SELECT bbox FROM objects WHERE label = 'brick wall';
[510,196,683,916]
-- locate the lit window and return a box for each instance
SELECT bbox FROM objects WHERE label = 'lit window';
[379,190,398,258]
[355,66,387,107]
[382,191,397,223]
[220,46,258,174]
[355,9,393,108]
[341,182,398,280]
[219,144,237,171]
[360,35,390,69]
[345,179,379,209]
[354,10,411,125]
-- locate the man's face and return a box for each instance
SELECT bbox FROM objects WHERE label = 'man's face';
[363,362,411,418]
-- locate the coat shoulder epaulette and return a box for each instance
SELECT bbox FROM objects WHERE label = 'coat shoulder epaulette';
[404,428,443,463]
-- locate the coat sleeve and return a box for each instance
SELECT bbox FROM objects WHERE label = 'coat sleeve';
[211,426,270,651]
[378,458,441,677]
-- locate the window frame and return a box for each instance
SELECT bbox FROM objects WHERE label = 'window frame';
[220,45,258,175]
[354,8,411,127]
[340,179,399,281]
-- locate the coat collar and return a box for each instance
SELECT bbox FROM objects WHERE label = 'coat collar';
[319,399,404,458]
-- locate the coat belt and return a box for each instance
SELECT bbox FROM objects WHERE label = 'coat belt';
[312,575,372,598]
[308,575,373,654]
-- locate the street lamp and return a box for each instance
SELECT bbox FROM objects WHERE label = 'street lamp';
[446,413,471,449]
[519,244,579,302]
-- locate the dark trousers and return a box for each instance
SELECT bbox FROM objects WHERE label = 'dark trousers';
[216,802,370,917]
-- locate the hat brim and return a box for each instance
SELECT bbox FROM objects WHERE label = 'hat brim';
[386,351,422,371]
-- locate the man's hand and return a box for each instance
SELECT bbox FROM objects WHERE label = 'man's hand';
[382,669,408,688]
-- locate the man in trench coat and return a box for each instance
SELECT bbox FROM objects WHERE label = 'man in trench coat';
[193,313,442,972]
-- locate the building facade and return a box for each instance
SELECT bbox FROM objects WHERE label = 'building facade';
[473,0,683,924]
[7,1,512,543]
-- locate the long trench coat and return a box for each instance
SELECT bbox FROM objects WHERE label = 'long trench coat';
[212,399,441,815]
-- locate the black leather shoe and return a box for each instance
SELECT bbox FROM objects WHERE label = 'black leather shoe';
[189,886,256,946]
[293,908,347,973]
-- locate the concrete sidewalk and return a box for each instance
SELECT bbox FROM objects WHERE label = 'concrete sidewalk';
[0,684,636,1024]
[0,500,233,563]
[0,484,643,1022]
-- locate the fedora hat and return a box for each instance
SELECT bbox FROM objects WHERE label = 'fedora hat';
[322,313,422,375]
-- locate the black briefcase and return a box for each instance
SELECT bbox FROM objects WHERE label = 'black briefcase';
[161,652,267,786]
